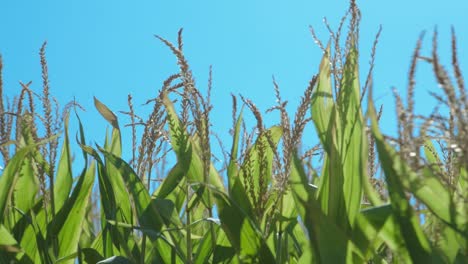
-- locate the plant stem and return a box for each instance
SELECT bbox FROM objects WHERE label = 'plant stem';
[186,181,193,264]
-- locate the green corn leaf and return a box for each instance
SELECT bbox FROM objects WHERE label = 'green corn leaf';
[227,176,253,221]
[55,252,78,263]
[298,184,350,264]
[424,215,461,263]
[81,247,105,264]
[212,230,237,263]
[290,151,349,263]
[54,114,73,213]
[74,110,89,163]
[98,161,135,258]
[79,205,96,249]
[96,99,130,245]
[336,45,366,225]
[369,91,467,261]
[155,177,187,214]
[368,93,432,262]
[94,99,134,241]
[79,145,118,227]
[98,147,182,238]
[354,204,411,260]
[311,41,380,241]
[291,220,314,262]
[312,45,348,233]
[311,44,334,151]
[104,134,135,251]
[81,142,136,258]
[193,224,218,264]
[0,224,21,260]
[311,43,349,233]
[212,189,275,262]
[458,167,468,193]
[102,124,122,165]
[417,167,464,230]
[56,161,96,263]
[153,238,185,264]
[278,184,298,220]
[381,141,463,233]
[289,151,313,205]
[13,155,38,219]
[227,108,243,192]
[0,224,19,247]
[12,115,46,217]
[162,91,223,207]
[89,231,106,259]
[155,162,186,198]
[0,147,31,219]
[13,202,47,263]
[396,142,467,234]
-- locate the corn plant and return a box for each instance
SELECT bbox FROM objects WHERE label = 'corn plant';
[1,1,468,263]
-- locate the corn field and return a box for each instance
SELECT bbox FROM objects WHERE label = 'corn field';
[1,2,467,263]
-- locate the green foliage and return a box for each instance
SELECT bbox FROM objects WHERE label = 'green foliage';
[1,2,467,263]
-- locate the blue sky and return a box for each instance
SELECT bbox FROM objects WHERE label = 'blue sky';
[1,0,467,168]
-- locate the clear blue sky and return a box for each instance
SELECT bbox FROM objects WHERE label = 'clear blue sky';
[1,0,467,167]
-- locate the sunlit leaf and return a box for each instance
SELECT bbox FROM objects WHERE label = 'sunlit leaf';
[56,162,96,263]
